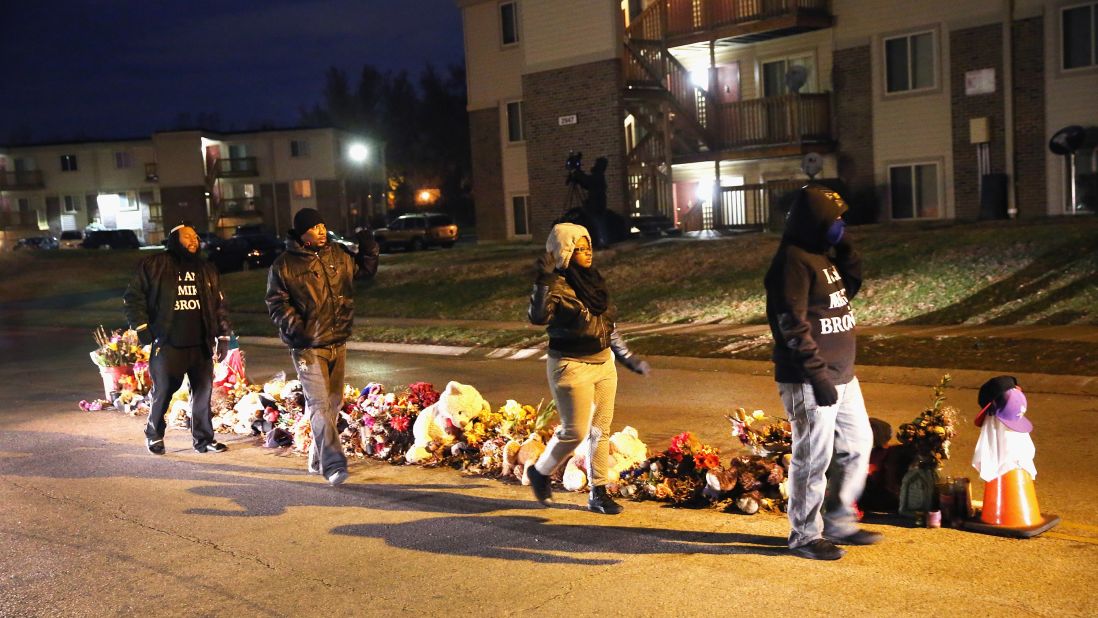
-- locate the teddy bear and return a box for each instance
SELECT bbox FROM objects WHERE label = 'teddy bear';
[405,381,491,464]
[230,391,265,435]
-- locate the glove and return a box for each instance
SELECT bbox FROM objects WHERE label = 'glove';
[355,228,378,253]
[135,326,153,346]
[534,252,556,285]
[632,359,652,377]
[810,375,839,407]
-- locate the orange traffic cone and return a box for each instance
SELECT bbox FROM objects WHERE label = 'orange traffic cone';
[965,468,1059,538]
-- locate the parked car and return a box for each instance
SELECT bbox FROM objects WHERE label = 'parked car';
[197,232,222,251]
[328,230,358,254]
[14,236,59,251]
[373,213,458,252]
[58,230,84,249]
[628,214,681,238]
[207,232,285,272]
[234,223,267,237]
[81,229,142,249]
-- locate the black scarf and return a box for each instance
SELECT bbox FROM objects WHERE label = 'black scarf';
[564,263,609,316]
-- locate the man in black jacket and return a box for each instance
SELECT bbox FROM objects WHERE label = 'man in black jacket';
[124,223,232,455]
[764,185,880,561]
[265,208,379,485]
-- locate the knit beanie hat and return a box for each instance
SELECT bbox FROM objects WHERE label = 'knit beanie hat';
[293,208,325,237]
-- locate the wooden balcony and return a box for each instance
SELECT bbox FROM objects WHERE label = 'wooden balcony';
[0,170,45,190]
[674,93,833,163]
[213,157,259,178]
[628,0,832,47]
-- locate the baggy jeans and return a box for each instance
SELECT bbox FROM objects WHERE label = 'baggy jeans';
[146,343,215,449]
[778,377,873,549]
[533,356,617,487]
[291,344,347,476]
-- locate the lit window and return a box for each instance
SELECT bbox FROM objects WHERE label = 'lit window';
[293,179,313,198]
[63,195,80,213]
[512,195,529,236]
[115,152,133,169]
[290,139,310,157]
[885,31,936,93]
[506,101,524,143]
[889,163,940,219]
[500,2,519,46]
[60,154,78,172]
[1063,2,1098,69]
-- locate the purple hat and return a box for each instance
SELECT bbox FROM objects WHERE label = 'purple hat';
[975,388,1033,433]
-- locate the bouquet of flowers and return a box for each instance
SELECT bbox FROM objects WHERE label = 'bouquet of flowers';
[897,375,957,470]
[354,382,436,462]
[727,408,791,458]
[89,326,148,369]
[704,455,787,514]
[617,432,722,506]
[452,399,556,476]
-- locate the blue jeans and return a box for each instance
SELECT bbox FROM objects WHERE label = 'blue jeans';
[291,345,347,476]
[778,377,872,548]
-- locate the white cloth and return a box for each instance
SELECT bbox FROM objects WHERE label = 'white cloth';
[546,222,591,270]
[971,417,1037,482]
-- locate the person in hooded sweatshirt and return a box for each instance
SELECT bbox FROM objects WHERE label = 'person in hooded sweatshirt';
[764,185,880,561]
[265,209,379,486]
[526,222,650,514]
[124,222,232,455]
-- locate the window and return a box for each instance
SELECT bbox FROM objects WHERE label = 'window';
[60,154,78,172]
[114,151,133,169]
[1063,2,1098,69]
[148,202,162,223]
[885,31,936,93]
[506,100,525,143]
[63,195,80,213]
[290,139,310,157]
[118,191,139,211]
[512,195,529,236]
[292,179,313,198]
[889,163,940,219]
[761,55,815,96]
[500,1,519,46]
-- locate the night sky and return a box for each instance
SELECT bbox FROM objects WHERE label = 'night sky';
[0,0,465,144]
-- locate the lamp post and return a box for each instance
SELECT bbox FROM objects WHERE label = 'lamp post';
[345,142,370,231]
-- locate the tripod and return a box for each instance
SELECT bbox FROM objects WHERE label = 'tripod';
[563,177,587,213]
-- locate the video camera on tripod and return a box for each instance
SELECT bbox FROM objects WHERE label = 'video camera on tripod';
[565,151,583,184]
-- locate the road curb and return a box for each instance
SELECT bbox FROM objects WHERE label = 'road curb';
[238,336,1098,398]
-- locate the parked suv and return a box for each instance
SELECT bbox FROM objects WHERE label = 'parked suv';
[373,213,458,252]
[81,229,142,249]
[14,236,59,251]
[207,232,285,272]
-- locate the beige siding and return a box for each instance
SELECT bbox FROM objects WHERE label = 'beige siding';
[833,0,1003,49]
[153,131,207,186]
[463,0,525,111]
[699,29,834,99]
[1043,1,1098,214]
[522,0,620,74]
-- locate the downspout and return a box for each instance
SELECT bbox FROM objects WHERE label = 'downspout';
[1003,0,1017,217]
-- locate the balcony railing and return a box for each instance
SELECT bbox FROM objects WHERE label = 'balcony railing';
[628,0,831,44]
[218,197,265,217]
[0,211,37,228]
[713,93,830,151]
[716,179,805,228]
[0,170,45,190]
[213,157,259,178]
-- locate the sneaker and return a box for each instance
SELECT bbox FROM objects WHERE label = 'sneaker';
[825,529,884,546]
[146,438,165,455]
[526,465,553,505]
[790,539,846,561]
[588,485,624,515]
[307,447,320,475]
[194,441,228,453]
[326,469,348,486]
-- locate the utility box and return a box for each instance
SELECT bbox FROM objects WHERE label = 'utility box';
[970,117,991,144]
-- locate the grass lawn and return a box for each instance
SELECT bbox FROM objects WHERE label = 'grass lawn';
[3,216,1096,374]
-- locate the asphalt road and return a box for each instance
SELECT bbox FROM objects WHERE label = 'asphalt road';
[1,329,1096,616]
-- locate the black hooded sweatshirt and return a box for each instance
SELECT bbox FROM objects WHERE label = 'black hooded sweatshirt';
[764,186,862,385]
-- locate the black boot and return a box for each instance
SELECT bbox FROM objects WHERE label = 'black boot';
[588,485,623,515]
[527,465,553,506]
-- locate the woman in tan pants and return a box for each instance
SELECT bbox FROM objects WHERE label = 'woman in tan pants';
[526,223,650,514]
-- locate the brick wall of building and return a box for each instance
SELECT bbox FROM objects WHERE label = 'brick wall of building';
[522,58,627,242]
[468,107,507,242]
[160,185,209,233]
[950,23,1007,220]
[1011,16,1046,219]
[832,45,877,223]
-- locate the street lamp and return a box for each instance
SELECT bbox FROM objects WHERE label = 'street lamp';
[348,143,369,164]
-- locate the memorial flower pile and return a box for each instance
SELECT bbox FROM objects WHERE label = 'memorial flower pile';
[897,375,958,470]
[727,408,791,457]
[89,326,148,369]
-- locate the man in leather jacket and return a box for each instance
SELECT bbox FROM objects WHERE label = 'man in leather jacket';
[265,208,379,485]
[123,222,232,455]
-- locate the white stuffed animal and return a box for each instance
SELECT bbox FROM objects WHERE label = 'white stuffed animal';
[406,381,490,464]
[231,391,265,435]
[607,426,648,484]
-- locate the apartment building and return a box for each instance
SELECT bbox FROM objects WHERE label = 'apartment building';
[0,127,386,250]
[459,0,1098,242]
